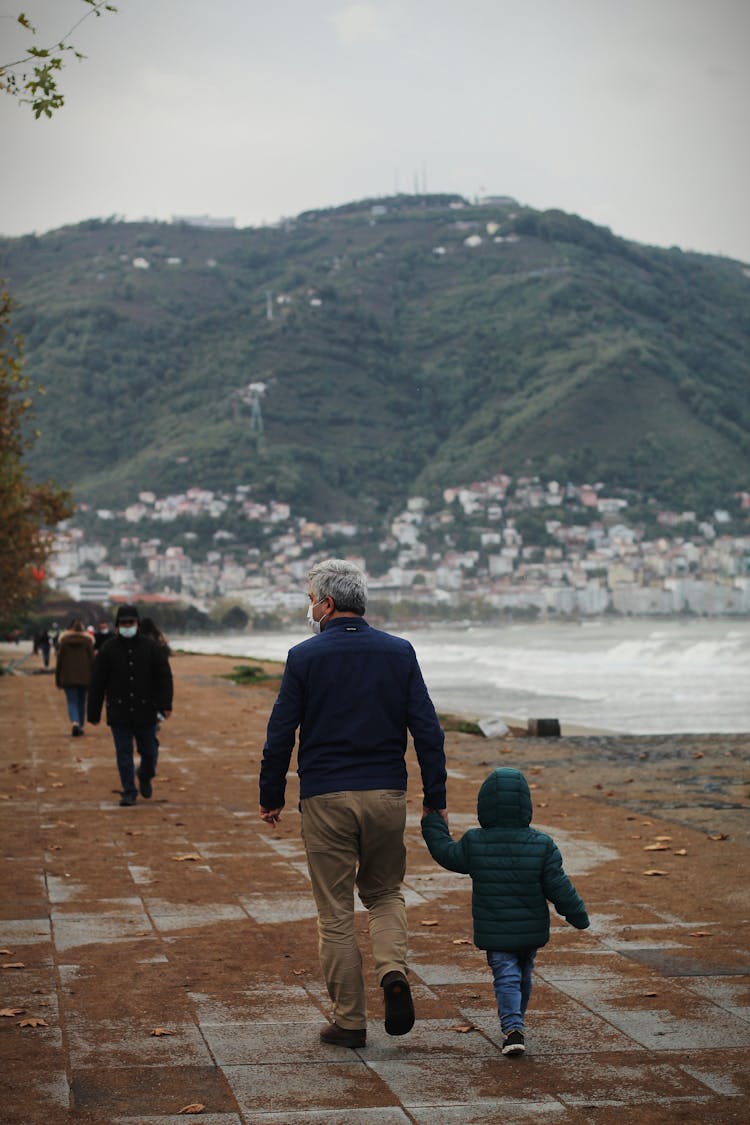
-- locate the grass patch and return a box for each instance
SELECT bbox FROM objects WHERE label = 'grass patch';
[438,712,482,735]
[222,663,278,686]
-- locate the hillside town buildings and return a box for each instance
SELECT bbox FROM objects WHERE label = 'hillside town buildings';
[47,475,750,619]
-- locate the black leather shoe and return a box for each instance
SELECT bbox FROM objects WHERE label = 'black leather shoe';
[382,970,414,1035]
[136,768,152,799]
[319,1022,366,1048]
[119,793,137,807]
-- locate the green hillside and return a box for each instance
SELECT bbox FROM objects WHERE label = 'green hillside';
[2,195,749,518]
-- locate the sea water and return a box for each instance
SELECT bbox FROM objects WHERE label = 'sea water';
[174,618,750,735]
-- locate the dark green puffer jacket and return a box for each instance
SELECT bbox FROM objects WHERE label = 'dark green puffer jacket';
[421,767,589,951]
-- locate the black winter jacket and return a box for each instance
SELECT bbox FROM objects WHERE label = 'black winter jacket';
[87,633,173,728]
[421,767,589,951]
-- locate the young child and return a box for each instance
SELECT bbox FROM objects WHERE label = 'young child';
[421,766,589,1056]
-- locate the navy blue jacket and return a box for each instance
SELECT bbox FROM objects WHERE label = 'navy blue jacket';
[259,616,446,810]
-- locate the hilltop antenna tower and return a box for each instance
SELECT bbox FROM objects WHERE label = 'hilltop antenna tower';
[236,381,266,435]
[266,291,274,320]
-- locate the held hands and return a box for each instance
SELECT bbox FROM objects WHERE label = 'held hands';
[423,805,449,824]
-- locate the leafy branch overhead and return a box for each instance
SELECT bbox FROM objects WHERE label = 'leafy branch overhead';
[0,1,117,118]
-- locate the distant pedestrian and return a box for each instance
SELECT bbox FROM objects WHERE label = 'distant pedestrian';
[93,620,115,653]
[421,767,590,1057]
[139,616,171,655]
[34,627,51,668]
[87,604,173,807]
[259,558,447,1049]
[54,619,95,736]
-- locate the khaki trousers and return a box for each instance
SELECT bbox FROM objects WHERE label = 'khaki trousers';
[301,789,408,1030]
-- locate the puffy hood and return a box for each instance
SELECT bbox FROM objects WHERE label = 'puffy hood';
[61,631,93,649]
[477,767,532,829]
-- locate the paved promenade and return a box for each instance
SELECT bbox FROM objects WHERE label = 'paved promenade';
[1,646,749,1123]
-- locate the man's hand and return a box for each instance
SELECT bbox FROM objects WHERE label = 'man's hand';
[162,710,172,720]
[259,805,283,828]
[423,805,449,824]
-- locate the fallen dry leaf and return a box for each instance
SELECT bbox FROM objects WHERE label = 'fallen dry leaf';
[451,1023,477,1033]
[538,801,548,808]
[452,939,471,945]
[56,820,76,828]
[151,1027,174,1036]
[643,844,670,852]
[0,1008,25,1017]
[0,949,13,956]
[1,962,26,970]
[693,751,704,759]
[171,854,202,862]
[291,969,307,976]
[689,931,712,937]
[178,1104,206,1115]
[420,920,439,927]
[51,782,64,789]
[707,834,729,841]
[642,991,658,998]
[18,1017,48,1028]
[642,869,669,876]
[654,835,672,842]
[48,844,63,851]
[125,829,143,836]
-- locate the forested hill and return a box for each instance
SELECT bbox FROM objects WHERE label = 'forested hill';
[2,194,749,520]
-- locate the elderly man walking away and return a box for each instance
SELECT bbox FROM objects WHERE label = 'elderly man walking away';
[88,605,173,807]
[259,558,448,1048]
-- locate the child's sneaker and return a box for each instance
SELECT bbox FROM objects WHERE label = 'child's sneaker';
[501,1029,525,1056]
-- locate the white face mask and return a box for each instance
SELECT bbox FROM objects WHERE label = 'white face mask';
[306,599,326,634]
[119,625,138,639]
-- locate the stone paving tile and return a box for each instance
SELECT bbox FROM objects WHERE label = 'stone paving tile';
[114,1117,242,1125]
[51,903,153,952]
[66,1019,214,1068]
[222,1061,399,1114]
[70,1064,240,1116]
[546,1052,716,1109]
[145,902,247,931]
[549,974,750,1049]
[409,958,498,985]
[240,1111,412,1124]
[681,975,750,1021]
[678,1047,750,1097]
[458,1007,641,1055]
[0,917,51,944]
[1,1065,71,1124]
[201,1020,362,1065]
[188,985,316,1024]
[360,1019,501,1061]
[239,892,319,924]
[406,1099,568,1124]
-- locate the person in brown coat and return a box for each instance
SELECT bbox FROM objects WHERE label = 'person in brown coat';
[55,619,95,736]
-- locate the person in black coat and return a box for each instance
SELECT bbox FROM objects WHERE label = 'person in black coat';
[88,604,173,806]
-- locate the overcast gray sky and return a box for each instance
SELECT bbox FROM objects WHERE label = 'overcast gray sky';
[2,0,749,259]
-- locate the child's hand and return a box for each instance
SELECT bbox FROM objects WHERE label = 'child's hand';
[423,805,449,824]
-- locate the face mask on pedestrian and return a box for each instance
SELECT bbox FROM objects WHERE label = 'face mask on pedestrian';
[118,624,138,639]
[306,599,328,634]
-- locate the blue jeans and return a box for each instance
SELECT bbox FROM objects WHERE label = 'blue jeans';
[111,725,159,800]
[64,686,87,727]
[487,948,537,1034]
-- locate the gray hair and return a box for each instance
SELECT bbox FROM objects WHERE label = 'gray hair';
[309,558,367,615]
